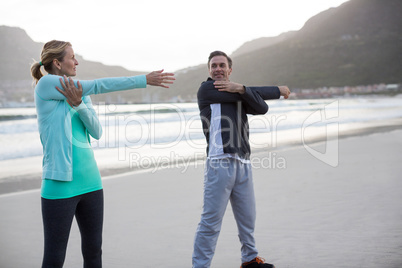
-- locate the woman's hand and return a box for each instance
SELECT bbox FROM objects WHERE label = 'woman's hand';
[56,75,83,107]
[146,69,175,88]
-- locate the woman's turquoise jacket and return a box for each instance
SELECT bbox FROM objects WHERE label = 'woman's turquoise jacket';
[34,74,147,181]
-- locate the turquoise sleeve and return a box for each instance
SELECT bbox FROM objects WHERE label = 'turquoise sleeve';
[35,74,147,100]
[74,96,103,140]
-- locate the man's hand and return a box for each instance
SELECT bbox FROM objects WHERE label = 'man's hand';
[56,75,83,107]
[146,69,175,88]
[278,86,291,99]
[214,81,245,94]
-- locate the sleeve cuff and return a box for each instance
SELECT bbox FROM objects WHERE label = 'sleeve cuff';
[138,75,147,88]
[73,100,86,110]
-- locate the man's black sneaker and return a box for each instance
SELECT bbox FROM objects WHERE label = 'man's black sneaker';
[240,256,275,268]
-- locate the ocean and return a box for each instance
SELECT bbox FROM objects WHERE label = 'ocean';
[1,96,402,179]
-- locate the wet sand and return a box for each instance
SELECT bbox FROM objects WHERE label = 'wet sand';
[1,128,402,267]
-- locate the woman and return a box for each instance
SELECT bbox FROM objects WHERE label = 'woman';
[30,40,175,267]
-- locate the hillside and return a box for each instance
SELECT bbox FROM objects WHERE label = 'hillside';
[0,0,401,106]
[230,0,402,88]
[231,31,297,57]
[165,0,402,99]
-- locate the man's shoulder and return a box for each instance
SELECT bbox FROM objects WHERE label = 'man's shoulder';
[199,77,215,90]
[197,78,215,106]
[200,77,214,85]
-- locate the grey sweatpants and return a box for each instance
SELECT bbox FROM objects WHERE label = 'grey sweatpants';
[192,157,258,268]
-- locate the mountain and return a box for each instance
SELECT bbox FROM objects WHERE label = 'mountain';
[230,31,297,58]
[0,0,401,106]
[169,0,401,94]
[228,0,402,88]
[148,0,402,100]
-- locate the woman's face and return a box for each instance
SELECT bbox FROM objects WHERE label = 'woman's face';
[56,46,79,77]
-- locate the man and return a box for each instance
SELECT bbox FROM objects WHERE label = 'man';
[192,51,290,268]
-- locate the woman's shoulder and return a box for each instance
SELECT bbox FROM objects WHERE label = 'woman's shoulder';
[37,74,62,86]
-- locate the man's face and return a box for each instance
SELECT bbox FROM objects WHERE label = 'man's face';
[208,55,232,81]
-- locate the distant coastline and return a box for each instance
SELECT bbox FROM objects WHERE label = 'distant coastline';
[289,83,401,99]
[1,85,401,108]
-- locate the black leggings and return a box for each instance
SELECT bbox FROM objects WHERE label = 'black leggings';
[41,189,104,268]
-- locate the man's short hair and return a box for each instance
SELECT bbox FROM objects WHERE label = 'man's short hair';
[208,51,232,69]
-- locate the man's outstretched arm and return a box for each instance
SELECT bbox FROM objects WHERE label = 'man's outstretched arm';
[213,80,290,114]
[197,80,269,114]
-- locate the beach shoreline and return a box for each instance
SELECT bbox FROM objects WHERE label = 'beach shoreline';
[1,117,402,196]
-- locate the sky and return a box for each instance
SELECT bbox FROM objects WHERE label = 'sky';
[1,0,349,72]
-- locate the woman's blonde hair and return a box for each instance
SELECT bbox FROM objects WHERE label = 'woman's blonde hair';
[30,40,72,84]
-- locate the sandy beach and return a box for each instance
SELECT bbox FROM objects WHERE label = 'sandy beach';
[1,124,402,267]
